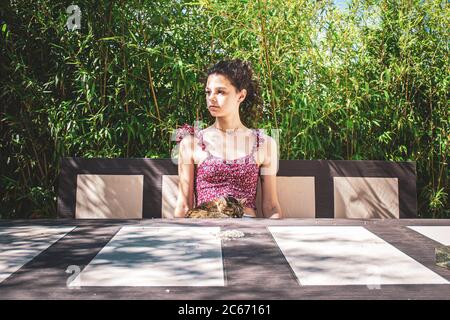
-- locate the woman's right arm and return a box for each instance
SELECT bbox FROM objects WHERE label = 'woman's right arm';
[174,134,195,218]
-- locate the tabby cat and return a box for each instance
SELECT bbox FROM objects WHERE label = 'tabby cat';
[186,196,246,218]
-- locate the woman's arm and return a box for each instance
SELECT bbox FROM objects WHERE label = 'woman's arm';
[174,135,195,218]
[260,136,283,219]
[261,175,282,219]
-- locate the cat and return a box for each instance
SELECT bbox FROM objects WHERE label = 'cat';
[186,196,246,218]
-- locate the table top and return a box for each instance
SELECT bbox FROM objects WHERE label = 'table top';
[1,219,449,300]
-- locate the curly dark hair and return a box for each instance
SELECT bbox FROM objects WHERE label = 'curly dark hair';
[201,59,263,128]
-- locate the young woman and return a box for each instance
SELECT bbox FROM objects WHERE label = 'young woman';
[174,59,282,219]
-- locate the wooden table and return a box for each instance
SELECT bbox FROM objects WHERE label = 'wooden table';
[0,219,449,300]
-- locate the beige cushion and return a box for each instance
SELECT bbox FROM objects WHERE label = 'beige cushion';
[161,175,179,218]
[256,176,315,218]
[76,174,143,219]
[334,177,399,219]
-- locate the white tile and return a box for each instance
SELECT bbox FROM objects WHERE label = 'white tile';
[0,226,75,283]
[268,226,449,286]
[70,227,224,287]
[408,226,450,245]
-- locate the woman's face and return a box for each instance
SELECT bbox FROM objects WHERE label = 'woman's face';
[205,73,246,117]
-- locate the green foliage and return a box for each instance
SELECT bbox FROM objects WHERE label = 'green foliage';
[0,0,448,218]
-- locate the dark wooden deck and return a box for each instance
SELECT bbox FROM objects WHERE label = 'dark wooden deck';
[0,219,449,300]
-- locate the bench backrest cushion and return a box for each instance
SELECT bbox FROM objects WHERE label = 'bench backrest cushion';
[57,158,417,219]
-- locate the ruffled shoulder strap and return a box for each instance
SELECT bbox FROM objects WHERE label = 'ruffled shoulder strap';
[175,123,196,144]
[256,129,266,148]
[251,128,266,154]
[175,123,207,151]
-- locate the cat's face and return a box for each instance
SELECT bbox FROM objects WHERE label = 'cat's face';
[214,196,245,207]
[214,196,246,217]
[215,197,228,212]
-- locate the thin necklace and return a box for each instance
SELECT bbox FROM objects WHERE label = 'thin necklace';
[214,125,241,134]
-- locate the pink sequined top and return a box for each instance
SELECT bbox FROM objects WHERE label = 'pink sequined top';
[176,124,265,210]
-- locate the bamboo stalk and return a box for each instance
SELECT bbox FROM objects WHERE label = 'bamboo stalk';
[102,47,109,111]
[258,0,278,130]
[137,9,163,140]
[120,0,130,157]
[429,86,435,191]
[145,60,161,121]
[101,1,113,111]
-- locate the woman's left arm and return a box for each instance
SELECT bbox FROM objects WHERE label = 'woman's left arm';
[260,135,283,219]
